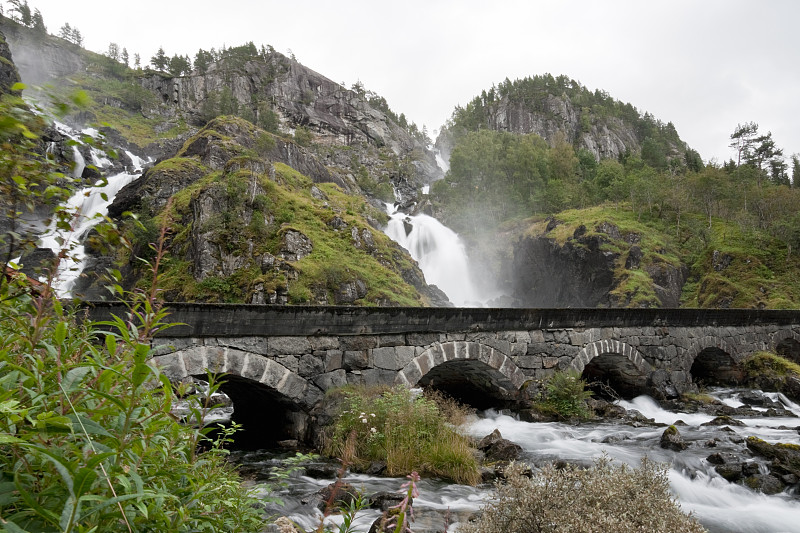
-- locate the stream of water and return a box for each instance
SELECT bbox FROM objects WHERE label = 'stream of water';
[237,388,800,533]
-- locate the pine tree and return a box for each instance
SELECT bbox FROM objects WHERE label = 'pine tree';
[121,48,129,67]
[151,46,168,71]
[31,8,45,33]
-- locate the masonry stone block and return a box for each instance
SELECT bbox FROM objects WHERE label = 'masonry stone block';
[279,372,310,401]
[324,350,343,372]
[543,357,559,369]
[361,368,398,388]
[275,354,299,373]
[339,336,378,351]
[268,336,312,356]
[529,330,546,343]
[378,334,406,347]
[218,336,268,355]
[429,344,445,366]
[313,369,347,392]
[225,350,248,375]
[154,353,185,380]
[181,351,207,376]
[373,347,401,370]
[442,342,456,361]
[406,333,440,346]
[344,350,369,370]
[514,355,543,369]
[416,352,434,376]
[261,361,289,389]
[402,362,423,386]
[298,354,325,377]
[396,346,416,368]
[510,342,527,357]
[309,336,340,351]
[240,354,268,382]
[527,342,550,355]
[445,333,466,342]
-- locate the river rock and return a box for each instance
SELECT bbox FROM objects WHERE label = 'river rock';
[660,425,688,451]
[477,429,523,462]
[309,481,360,512]
[701,415,745,427]
[744,473,784,495]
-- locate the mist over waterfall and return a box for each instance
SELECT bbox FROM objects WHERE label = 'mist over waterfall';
[384,204,481,306]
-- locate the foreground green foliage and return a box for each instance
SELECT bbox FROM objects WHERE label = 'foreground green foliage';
[0,280,263,532]
[324,387,480,485]
[459,457,707,533]
[531,370,593,419]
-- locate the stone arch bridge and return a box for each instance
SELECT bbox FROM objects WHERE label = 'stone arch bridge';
[85,304,800,446]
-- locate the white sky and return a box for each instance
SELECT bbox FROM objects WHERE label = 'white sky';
[13,0,800,164]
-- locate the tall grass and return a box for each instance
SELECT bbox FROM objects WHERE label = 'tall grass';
[324,387,480,485]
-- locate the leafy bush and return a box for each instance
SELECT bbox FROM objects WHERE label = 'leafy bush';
[0,278,264,532]
[324,387,479,485]
[532,370,593,419]
[459,457,707,533]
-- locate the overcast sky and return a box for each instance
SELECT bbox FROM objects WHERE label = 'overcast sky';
[17,0,800,164]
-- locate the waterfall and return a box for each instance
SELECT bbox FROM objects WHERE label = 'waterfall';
[384,203,480,306]
[36,124,148,296]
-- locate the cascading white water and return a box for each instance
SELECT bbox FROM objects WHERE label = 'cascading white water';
[36,123,148,296]
[236,388,800,532]
[384,204,480,306]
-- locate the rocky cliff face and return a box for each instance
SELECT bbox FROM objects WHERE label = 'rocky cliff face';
[436,93,641,164]
[138,52,442,198]
[504,218,687,308]
[0,28,21,94]
[488,96,640,161]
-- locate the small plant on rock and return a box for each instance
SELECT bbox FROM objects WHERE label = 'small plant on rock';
[533,369,593,420]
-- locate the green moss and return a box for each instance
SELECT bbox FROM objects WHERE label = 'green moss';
[743,351,800,381]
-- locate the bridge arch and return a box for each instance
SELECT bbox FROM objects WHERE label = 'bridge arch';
[571,340,652,399]
[394,341,527,408]
[152,346,323,448]
[686,337,743,386]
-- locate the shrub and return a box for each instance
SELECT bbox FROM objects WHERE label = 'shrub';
[459,457,707,533]
[532,370,593,419]
[324,387,480,485]
[0,239,262,530]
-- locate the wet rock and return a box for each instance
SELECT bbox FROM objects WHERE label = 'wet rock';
[701,415,745,427]
[587,397,627,419]
[308,481,360,512]
[477,429,523,462]
[304,463,340,479]
[660,425,688,451]
[746,437,800,478]
[368,490,404,511]
[365,461,387,476]
[744,474,784,495]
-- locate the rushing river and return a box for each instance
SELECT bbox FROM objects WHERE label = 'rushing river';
[234,388,800,533]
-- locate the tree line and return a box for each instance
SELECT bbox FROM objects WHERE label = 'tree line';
[431,124,800,259]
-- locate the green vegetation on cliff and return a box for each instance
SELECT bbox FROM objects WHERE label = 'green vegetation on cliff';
[432,112,800,307]
[120,117,433,306]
